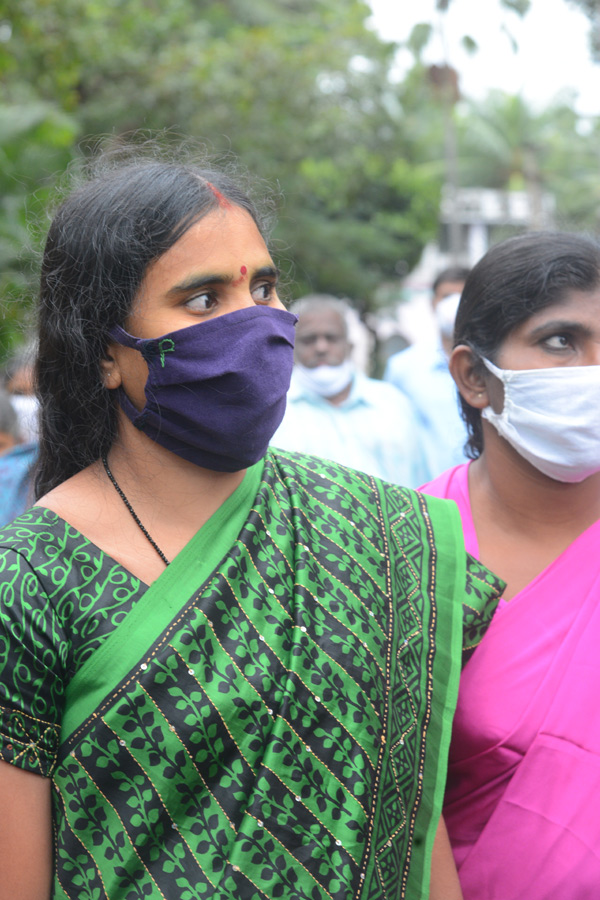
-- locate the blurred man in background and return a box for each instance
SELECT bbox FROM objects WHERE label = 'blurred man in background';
[0,342,38,525]
[272,295,427,486]
[384,267,470,479]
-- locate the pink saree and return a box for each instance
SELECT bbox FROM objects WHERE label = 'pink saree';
[422,463,600,899]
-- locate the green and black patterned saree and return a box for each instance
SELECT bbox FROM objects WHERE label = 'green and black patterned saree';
[0,449,502,899]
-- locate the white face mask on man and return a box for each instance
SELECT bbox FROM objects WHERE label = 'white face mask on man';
[434,292,461,342]
[294,360,355,398]
[481,358,600,483]
[10,394,40,443]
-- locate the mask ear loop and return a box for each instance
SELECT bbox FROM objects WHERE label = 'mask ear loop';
[105,325,153,428]
[108,324,145,350]
[480,359,510,428]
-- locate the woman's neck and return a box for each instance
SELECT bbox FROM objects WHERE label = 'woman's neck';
[108,429,246,520]
[38,420,247,585]
[468,430,600,599]
[470,430,600,536]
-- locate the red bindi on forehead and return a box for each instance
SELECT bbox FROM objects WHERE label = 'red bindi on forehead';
[232,265,247,287]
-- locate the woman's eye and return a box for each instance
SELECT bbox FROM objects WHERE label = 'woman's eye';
[185,293,217,312]
[251,282,275,303]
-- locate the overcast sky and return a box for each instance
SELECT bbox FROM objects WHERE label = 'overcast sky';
[367,0,600,116]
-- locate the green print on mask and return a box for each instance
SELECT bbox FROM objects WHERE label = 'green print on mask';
[158,337,175,367]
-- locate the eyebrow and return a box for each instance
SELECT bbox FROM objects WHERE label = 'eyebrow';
[528,318,594,338]
[297,331,345,342]
[167,265,280,297]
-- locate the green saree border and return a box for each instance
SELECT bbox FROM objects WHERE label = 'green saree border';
[60,458,264,744]
[410,492,466,897]
[357,486,467,900]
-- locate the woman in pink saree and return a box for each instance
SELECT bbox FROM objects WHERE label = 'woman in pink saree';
[422,231,600,899]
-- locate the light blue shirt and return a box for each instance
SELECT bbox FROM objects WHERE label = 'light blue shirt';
[0,441,37,527]
[384,341,469,480]
[271,369,428,487]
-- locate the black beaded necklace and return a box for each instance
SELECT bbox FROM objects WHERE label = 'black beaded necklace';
[101,454,170,567]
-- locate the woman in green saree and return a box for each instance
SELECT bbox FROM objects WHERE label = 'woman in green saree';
[0,148,501,900]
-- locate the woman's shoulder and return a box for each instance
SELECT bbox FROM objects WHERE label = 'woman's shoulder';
[0,507,94,592]
[420,462,471,500]
[267,446,415,498]
[266,446,431,526]
[268,446,368,482]
[0,506,66,552]
[0,503,139,595]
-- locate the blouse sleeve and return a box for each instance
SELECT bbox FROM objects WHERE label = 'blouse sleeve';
[0,546,65,776]
[461,552,505,666]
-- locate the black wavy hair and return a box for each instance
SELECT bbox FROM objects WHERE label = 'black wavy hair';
[454,231,600,458]
[35,148,272,497]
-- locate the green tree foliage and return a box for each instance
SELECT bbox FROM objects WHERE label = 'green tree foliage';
[429,0,531,57]
[399,1,600,241]
[455,92,561,201]
[565,0,600,58]
[0,0,443,358]
[455,90,600,233]
[0,99,78,357]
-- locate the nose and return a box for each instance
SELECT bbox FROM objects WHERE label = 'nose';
[237,291,257,311]
[314,335,332,355]
[582,342,600,366]
[229,281,256,311]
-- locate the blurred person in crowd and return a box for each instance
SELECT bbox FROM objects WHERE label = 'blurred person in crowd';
[384,267,470,479]
[423,232,600,899]
[4,340,39,443]
[0,390,37,525]
[272,295,428,486]
[0,346,38,525]
[0,389,21,456]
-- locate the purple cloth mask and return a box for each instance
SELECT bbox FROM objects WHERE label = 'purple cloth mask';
[109,306,297,471]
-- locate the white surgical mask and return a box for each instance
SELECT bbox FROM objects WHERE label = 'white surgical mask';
[294,360,354,398]
[10,394,39,443]
[434,292,461,340]
[481,358,600,483]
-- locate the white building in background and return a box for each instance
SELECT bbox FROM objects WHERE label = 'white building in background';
[375,185,556,361]
[438,186,556,266]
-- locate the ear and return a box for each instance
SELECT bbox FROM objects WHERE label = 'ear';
[100,347,122,390]
[449,344,489,410]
